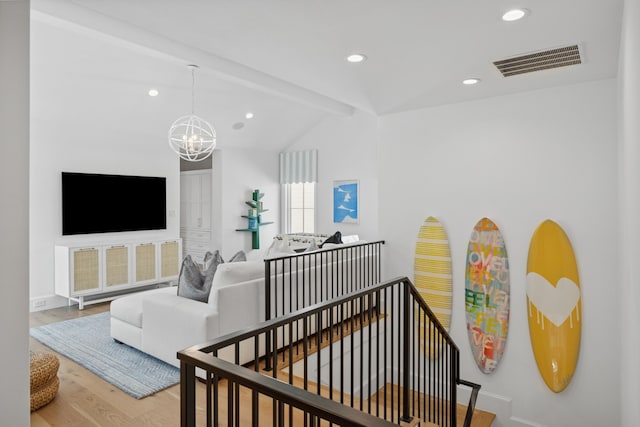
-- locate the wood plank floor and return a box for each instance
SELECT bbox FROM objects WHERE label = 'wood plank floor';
[30,302,186,427]
[30,303,493,427]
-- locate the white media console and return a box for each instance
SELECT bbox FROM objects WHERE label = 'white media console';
[55,238,182,309]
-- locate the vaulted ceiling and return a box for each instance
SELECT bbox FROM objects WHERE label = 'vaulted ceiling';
[30,0,623,151]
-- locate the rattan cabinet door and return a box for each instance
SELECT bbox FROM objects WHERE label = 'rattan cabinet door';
[104,245,131,288]
[135,242,157,284]
[71,247,101,294]
[159,240,180,279]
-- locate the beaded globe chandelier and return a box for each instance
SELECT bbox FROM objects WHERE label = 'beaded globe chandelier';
[168,65,216,162]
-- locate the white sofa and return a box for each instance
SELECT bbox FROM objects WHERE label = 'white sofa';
[110,240,377,368]
[110,259,266,368]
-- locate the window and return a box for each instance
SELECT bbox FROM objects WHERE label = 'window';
[285,182,315,233]
[279,149,317,233]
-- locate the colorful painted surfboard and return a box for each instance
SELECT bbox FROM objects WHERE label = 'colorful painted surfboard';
[465,217,510,374]
[414,217,453,351]
[527,219,581,393]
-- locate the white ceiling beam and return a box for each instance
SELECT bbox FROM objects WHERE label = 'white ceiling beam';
[31,0,355,117]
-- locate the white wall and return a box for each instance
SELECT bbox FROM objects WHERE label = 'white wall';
[377,80,619,426]
[218,148,280,258]
[619,0,640,424]
[286,110,380,241]
[29,112,181,309]
[0,0,30,423]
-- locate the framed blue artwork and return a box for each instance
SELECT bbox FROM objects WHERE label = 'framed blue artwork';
[333,180,359,224]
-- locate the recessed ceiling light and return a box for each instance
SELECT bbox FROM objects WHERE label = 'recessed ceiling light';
[346,53,367,63]
[232,122,245,130]
[148,88,159,97]
[462,78,481,85]
[245,112,254,119]
[502,8,528,22]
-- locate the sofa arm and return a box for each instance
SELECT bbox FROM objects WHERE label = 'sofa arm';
[217,278,264,336]
[142,293,220,368]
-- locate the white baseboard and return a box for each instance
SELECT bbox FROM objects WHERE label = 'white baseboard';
[391,366,543,427]
[30,283,176,313]
[29,294,69,312]
[508,417,547,427]
[458,386,545,427]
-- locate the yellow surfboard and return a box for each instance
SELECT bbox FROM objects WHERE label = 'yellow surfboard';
[414,217,453,347]
[526,220,581,393]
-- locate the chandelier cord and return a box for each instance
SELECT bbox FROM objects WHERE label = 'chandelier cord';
[191,66,196,115]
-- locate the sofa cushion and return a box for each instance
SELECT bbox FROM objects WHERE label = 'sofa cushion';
[208,260,264,305]
[110,286,176,328]
[341,234,360,244]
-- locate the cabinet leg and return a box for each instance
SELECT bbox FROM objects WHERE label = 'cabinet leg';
[78,296,84,310]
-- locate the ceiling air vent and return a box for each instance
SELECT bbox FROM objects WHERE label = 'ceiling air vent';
[493,44,581,77]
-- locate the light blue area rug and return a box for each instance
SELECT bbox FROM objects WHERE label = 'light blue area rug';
[30,311,180,399]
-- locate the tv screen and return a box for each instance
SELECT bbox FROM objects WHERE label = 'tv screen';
[62,172,167,235]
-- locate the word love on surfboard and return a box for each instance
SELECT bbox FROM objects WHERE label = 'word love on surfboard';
[465,217,510,374]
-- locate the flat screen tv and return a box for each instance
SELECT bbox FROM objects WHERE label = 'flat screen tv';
[62,172,167,235]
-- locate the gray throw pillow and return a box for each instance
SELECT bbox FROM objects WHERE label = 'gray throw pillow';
[202,250,221,270]
[202,250,224,292]
[229,250,247,262]
[177,255,209,302]
[320,231,342,248]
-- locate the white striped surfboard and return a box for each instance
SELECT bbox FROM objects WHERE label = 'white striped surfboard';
[414,217,453,354]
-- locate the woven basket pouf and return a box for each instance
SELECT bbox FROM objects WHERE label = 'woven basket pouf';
[30,350,59,412]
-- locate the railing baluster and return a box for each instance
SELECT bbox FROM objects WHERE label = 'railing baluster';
[390,283,395,423]
[277,400,284,427]
[227,378,234,427]
[265,260,272,370]
[401,282,411,423]
[383,287,388,422]
[359,295,364,412]
[350,297,355,409]
[316,311,321,396]
[213,370,219,427]
[338,302,344,406]
[375,290,380,418]
[420,309,424,420]
[411,299,415,420]
[329,306,334,402]
[180,361,196,427]
[367,292,373,416]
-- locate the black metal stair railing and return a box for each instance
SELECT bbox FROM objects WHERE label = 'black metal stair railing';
[178,276,481,427]
[263,240,385,371]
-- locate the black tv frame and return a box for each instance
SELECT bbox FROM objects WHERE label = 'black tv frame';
[61,172,167,236]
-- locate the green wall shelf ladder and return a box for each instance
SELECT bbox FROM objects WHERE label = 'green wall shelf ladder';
[236,189,273,249]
